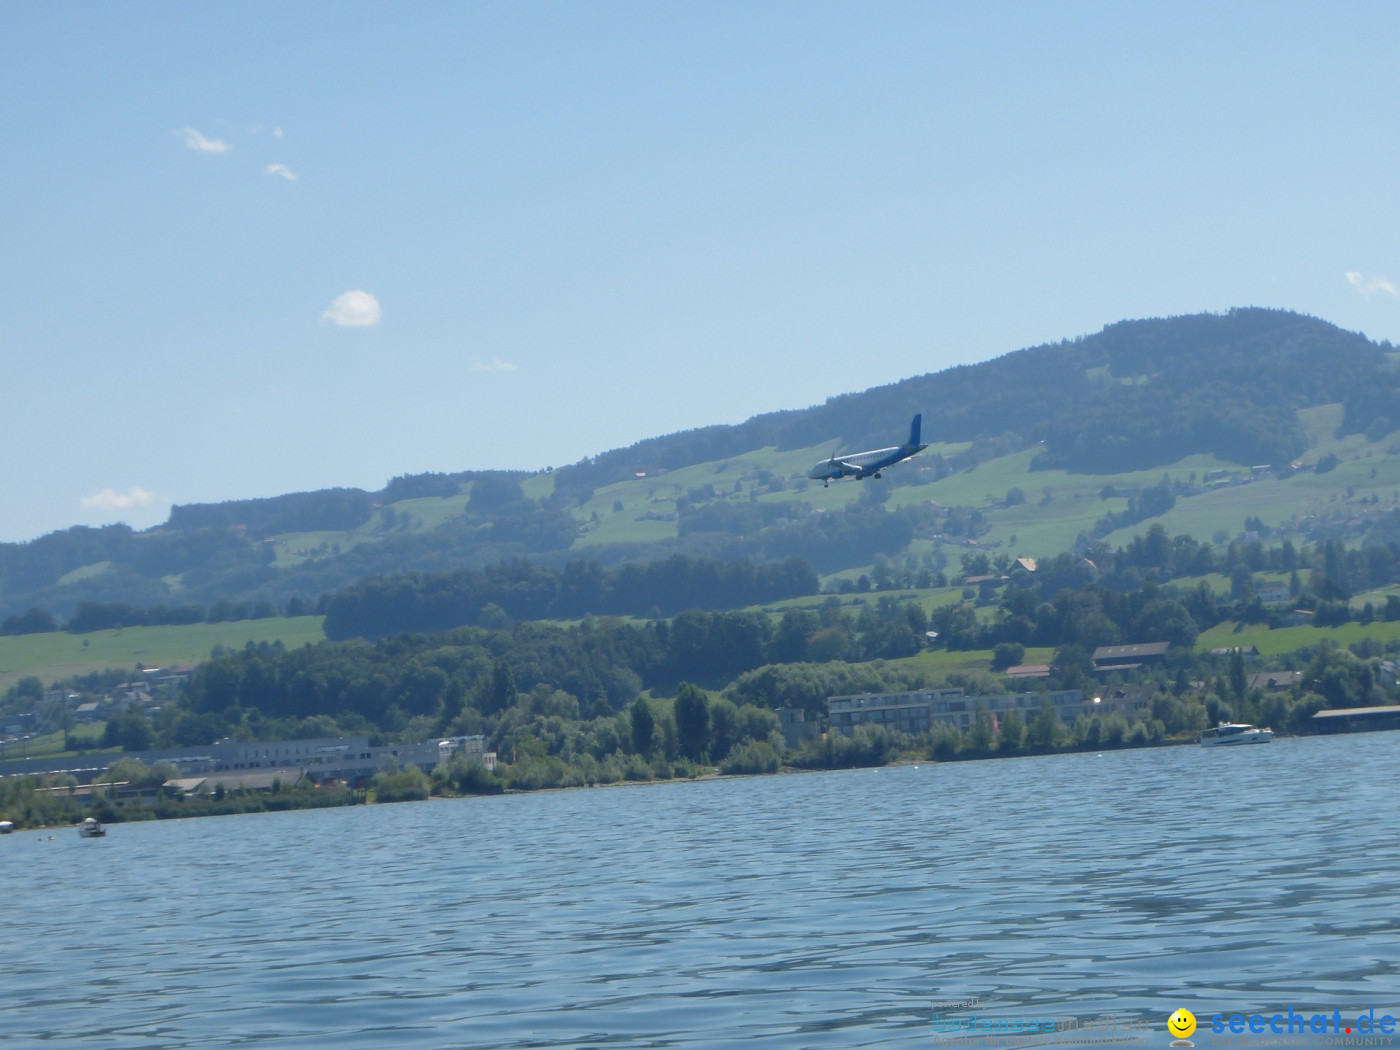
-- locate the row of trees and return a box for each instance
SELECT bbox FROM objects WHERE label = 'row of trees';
[1,596,317,636]
[183,598,931,736]
[322,554,819,640]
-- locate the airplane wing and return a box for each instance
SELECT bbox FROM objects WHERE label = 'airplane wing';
[836,460,863,472]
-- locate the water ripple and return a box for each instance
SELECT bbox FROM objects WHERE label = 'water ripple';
[2,734,1398,1047]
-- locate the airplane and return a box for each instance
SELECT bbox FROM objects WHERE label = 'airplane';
[807,414,929,487]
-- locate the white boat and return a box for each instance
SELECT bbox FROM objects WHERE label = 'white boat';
[78,817,106,838]
[1200,722,1273,747]
[0,820,13,834]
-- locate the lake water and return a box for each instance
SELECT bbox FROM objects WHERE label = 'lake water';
[3,734,1398,1049]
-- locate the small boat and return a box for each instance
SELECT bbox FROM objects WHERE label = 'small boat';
[0,820,13,834]
[1201,722,1273,747]
[78,817,106,838]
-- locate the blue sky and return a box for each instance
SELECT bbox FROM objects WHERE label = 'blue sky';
[3,2,1400,542]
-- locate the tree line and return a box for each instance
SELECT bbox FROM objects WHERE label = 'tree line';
[321,554,819,640]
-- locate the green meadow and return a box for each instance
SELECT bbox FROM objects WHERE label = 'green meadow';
[1194,619,1400,657]
[0,616,326,692]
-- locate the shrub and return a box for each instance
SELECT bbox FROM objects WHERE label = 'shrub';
[373,764,432,802]
[720,741,780,775]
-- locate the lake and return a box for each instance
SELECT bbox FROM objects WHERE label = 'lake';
[3,733,1398,1048]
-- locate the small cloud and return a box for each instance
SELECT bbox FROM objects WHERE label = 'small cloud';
[322,290,381,327]
[471,357,519,373]
[272,126,284,138]
[1346,271,1399,297]
[81,486,158,511]
[180,126,232,154]
[266,162,298,181]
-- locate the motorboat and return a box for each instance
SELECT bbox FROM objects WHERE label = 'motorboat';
[1200,722,1273,747]
[78,817,106,838]
[0,820,13,834]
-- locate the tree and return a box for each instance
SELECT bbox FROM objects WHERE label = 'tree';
[708,697,741,761]
[11,676,44,702]
[673,683,710,762]
[1029,696,1062,747]
[998,708,1025,752]
[1321,539,1350,599]
[1228,647,1247,702]
[967,702,995,751]
[104,710,155,751]
[991,642,1025,671]
[1,608,59,635]
[483,658,517,715]
[630,697,655,757]
[436,679,466,734]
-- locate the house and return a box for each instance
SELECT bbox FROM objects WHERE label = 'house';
[1005,664,1051,680]
[1247,670,1303,692]
[1091,642,1170,673]
[777,708,819,750]
[1088,684,1158,718]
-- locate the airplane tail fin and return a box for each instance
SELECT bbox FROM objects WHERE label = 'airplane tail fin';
[907,413,922,449]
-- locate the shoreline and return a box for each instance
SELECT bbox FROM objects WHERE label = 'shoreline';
[0,729,1241,832]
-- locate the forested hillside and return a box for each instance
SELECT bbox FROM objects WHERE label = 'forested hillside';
[4,307,1400,624]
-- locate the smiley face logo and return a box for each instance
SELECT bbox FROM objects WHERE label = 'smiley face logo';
[1168,1008,1197,1039]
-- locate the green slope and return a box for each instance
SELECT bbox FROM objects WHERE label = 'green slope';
[0,616,326,692]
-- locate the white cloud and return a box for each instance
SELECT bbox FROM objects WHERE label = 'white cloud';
[80,486,158,511]
[472,357,519,373]
[266,162,298,181]
[1346,271,1399,297]
[272,126,284,138]
[322,290,381,327]
[180,126,232,154]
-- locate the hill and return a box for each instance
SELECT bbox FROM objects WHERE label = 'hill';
[4,307,1400,625]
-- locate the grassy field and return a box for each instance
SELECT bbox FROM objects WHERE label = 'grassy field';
[891,646,1056,680]
[0,722,114,762]
[0,616,327,692]
[1194,618,1400,657]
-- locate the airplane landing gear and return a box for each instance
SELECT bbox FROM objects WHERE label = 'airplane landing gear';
[873,472,883,479]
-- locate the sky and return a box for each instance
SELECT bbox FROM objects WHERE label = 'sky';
[4,2,1400,543]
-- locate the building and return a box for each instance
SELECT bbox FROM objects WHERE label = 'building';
[1087,684,1158,719]
[1247,670,1303,692]
[1092,642,1170,674]
[1311,705,1400,734]
[828,688,962,735]
[0,734,453,785]
[777,708,819,750]
[827,687,1088,735]
[437,735,498,771]
[1004,664,1051,681]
